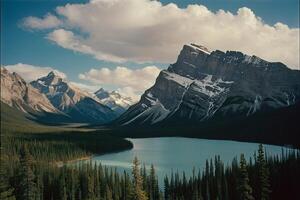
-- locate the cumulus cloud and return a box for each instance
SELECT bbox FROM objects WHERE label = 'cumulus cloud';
[46,29,124,62]
[69,81,99,93]
[23,13,62,29]
[4,63,66,82]
[22,0,299,69]
[79,66,161,100]
[117,87,141,102]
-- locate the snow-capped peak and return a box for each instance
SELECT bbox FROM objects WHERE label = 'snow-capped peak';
[94,88,134,114]
[188,43,211,54]
[47,70,66,79]
[31,72,95,110]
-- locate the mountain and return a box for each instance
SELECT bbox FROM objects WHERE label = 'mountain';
[0,67,59,114]
[30,71,117,123]
[94,88,134,115]
[117,43,300,126]
[0,101,63,133]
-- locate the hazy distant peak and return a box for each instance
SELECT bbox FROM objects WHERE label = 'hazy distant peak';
[94,88,134,114]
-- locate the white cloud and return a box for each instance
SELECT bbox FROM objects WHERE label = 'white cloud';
[69,81,99,93]
[23,0,299,69]
[117,86,141,102]
[46,29,124,62]
[4,63,67,82]
[79,66,161,99]
[23,13,62,29]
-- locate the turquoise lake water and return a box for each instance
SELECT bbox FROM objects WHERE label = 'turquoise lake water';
[83,137,288,185]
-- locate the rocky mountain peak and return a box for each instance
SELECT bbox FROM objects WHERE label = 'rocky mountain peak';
[94,88,134,115]
[30,74,117,123]
[1,67,59,114]
[117,44,300,126]
[42,71,64,85]
[95,88,110,99]
[190,43,210,54]
[1,66,9,74]
[110,91,122,98]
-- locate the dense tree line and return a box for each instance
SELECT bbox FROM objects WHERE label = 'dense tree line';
[1,140,299,200]
[1,129,133,165]
[163,144,299,200]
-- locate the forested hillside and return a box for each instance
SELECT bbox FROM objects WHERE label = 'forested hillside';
[1,143,299,200]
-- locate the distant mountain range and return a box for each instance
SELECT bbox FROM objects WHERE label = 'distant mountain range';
[95,88,134,115]
[2,43,300,146]
[117,43,300,126]
[1,67,133,124]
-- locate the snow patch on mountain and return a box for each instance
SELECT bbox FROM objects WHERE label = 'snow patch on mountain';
[30,71,117,123]
[117,43,300,126]
[163,71,194,88]
[95,88,134,114]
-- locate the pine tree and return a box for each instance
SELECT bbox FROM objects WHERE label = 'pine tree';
[131,157,148,200]
[35,171,43,200]
[18,144,36,200]
[87,173,95,200]
[94,163,101,199]
[164,176,170,200]
[237,154,255,200]
[0,147,15,200]
[149,164,159,200]
[59,175,67,200]
[257,144,271,200]
[123,171,132,200]
[105,185,113,200]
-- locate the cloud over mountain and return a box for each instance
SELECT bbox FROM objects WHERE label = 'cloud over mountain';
[3,63,160,101]
[22,0,299,69]
[4,63,66,82]
[79,66,161,101]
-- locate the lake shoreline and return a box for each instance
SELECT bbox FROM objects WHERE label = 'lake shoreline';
[88,137,291,186]
[55,155,93,167]
[55,144,134,167]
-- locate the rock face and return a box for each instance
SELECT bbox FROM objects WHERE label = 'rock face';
[30,72,117,123]
[0,67,59,114]
[117,44,300,125]
[95,88,134,115]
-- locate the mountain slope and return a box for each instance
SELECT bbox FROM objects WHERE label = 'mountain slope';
[95,88,134,115]
[1,67,59,114]
[0,101,62,133]
[30,72,117,123]
[117,44,300,126]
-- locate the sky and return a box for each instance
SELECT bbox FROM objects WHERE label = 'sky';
[1,0,299,100]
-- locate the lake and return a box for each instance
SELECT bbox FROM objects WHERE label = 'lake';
[82,137,288,185]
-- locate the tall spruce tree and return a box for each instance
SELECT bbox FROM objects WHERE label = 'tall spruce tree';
[59,175,67,200]
[164,176,170,200]
[257,144,271,200]
[237,154,255,200]
[18,144,36,200]
[105,185,113,200]
[131,157,148,200]
[0,147,15,200]
[150,164,159,200]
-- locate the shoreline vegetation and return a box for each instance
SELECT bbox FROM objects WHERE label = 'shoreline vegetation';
[54,155,93,168]
[1,103,299,199]
[1,141,299,200]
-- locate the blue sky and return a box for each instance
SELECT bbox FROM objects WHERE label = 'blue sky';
[1,0,299,98]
